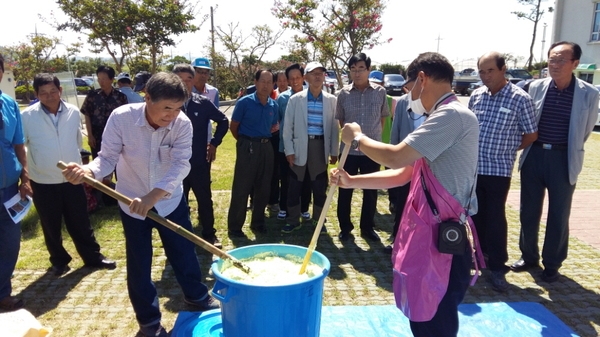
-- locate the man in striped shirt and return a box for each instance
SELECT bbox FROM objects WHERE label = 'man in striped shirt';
[281,62,339,233]
[62,72,219,336]
[511,41,599,283]
[468,52,537,292]
[335,53,389,242]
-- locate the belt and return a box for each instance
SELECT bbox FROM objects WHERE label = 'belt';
[239,134,270,143]
[533,141,567,151]
[308,135,324,140]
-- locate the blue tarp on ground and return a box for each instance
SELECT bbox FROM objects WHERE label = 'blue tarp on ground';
[172,302,579,337]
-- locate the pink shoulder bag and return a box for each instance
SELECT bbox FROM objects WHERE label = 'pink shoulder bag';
[391,158,484,322]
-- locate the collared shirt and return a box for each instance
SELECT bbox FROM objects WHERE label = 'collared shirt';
[335,82,389,155]
[192,83,219,108]
[40,102,64,129]
[118,86,144,104]
[0,91,25,188]
[307,90,324,136]
[80,88,128,141]
[231,92,278,138]
[536,76,576,145]
[469,81,537,177]
[277,88,302,152]
[87,103,192,219]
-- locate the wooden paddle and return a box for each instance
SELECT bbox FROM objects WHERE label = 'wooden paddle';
[57,161,250,273]
[299,144,350,274]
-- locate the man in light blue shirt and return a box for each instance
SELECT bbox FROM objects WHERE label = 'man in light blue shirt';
[116,73,144,103]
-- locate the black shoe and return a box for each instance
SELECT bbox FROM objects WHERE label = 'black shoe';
[338,231,353,241]
[203,234,222,249]
[85,258,117,270]
[384,244,394,254]
[137,323,167,337]
[510,258,539,272]
[360,229,381,241]
[228,229,246,238]
[488,270,509,292]
[184,295,220,311]
[48,265,70,276]
[250,225,267,233]
[541,268,560,283]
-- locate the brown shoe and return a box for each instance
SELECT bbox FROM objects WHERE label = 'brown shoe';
[0,296,24,312]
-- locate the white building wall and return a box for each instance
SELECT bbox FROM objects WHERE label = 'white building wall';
[553,0,600,84]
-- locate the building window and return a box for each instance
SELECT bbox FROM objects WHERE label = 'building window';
[592,3,600,41]
[578,72,594,84]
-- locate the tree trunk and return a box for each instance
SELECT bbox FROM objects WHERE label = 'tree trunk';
[527,0,542,71]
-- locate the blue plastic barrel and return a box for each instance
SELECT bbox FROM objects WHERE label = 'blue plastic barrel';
[211,244,330,337]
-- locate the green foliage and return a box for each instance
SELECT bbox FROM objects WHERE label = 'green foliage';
[15,85,33,100]
[165,55,192,72]
[379,63,405,76]
[53,0,200,73]
[76,85,92,95]
[73,57,104,77]
[273,0,389,87]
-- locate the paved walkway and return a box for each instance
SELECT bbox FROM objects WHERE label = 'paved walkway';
[506,189,600,250]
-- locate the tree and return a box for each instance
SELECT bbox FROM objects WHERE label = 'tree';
[165,55,192,72]
[512,0,553,71]
[53,0,138,72]
[135,0,202,72]
[215,23,285,90]
[379,63,405,76]
[5,34,61,101]
[273,0,389,88]
[52,0,201,73]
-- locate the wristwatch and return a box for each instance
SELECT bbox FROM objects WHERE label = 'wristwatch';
[350,134,364,151]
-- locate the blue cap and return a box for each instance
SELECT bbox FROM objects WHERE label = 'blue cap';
[192,57,212,70]
[368,70,384,83]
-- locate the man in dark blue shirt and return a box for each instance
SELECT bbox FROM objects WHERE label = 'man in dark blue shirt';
[173,65,229,248]
[228,69,279,238]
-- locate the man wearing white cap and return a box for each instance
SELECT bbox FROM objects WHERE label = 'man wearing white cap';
[192,57,220,162]
[281,62,339,233]
[116,72,144,104]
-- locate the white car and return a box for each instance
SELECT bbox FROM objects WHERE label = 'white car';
[596,85,600,126]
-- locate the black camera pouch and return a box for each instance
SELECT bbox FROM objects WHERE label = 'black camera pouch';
[437,221,467,255]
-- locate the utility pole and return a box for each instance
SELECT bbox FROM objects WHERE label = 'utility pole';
[540,22,547,72]
[435,34,443,53]
[211,6,217,89]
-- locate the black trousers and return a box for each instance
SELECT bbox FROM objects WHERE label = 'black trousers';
[228,137,273,230]
[279,151,311,213]
[390,183,411,239]
[183,161,215,238]
[337,154,380,232]
[30,181,104,267]
[409,251,472,337]
[471,174,511,271]
[519,146,575,270]
[268,132,281,205]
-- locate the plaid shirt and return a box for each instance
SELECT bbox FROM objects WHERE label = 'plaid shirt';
[335,82,388,156]
[468,82,537,177]
[80,88,128,142]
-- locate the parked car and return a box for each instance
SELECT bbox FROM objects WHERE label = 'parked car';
[505,68,533,81]
[74,78,93,94]
[596,85,600,126]
[466,81,483,96]
[383,74,405,96]
[324,70,338,93]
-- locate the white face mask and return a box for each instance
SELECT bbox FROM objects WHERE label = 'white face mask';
[407,77,427,116]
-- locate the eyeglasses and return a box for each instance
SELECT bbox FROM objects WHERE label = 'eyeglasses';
[195,69,210,75]
[548,58,574,65]
[402,78,416,91]
[350,68,368,74]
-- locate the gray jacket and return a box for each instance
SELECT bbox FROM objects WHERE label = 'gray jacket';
[518,77,599,185]
[390,95,418,145]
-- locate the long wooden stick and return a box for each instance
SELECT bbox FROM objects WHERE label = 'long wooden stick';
[57,161,250,273]
[299,144,350,274]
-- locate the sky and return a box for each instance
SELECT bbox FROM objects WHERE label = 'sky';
[1,0,555,71]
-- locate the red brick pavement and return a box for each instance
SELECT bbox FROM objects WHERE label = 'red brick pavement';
[506,189,600,250]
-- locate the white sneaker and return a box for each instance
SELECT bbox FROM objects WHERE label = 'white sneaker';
[301,212,311,222]
[277,210,287,220]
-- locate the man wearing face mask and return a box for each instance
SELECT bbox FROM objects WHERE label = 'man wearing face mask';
[331,52,480,337]
[335,53,389,242]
